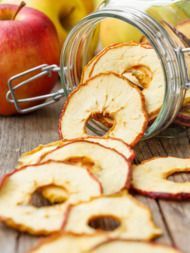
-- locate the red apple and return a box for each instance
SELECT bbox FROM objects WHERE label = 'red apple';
[0,4,60,115]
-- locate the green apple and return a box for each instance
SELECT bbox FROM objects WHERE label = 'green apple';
[174,0,190,17]
[100,18,142,47]
[1,0,88,46]
[147,4,188,26]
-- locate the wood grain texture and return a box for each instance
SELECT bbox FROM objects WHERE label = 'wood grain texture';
[0,101,189,253]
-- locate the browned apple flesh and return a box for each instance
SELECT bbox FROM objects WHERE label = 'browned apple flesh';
[0,161,102,235]
[64,193,161,240]
[59,72,148,146]
[28,233,108,253]
[40,140,131,195]
[89,239,182,253]
[132,157,190,199]
[86,42,165,117]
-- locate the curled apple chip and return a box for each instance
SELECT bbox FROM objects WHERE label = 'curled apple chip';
[29,233,108,253]
[132,157,190,199]
[84,137,135,162]
[17,140,64,168]
[87,43,165,117]
[64,193,161,240]
[18,137,135,169]
[89,239,182,253]
[40,140,131,195]
[59,72,148,146]
[0,161,102,235]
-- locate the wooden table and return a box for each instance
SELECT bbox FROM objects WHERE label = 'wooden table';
[0,99,190,253]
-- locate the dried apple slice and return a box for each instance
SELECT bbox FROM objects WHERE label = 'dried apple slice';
[17,137,134,204]
[81,55,98,83]
[17,140,65,168]
[59,72,148,146]
[132,157,190,199]
[29,232,108,253]
[64,193,161,240]
[84,137,135,162]
[90,239,182,253]
[0,161,102,235]
[18,137,135,169]
[80,44,118,83]
[88,43,165,117]
[40,140,131,195]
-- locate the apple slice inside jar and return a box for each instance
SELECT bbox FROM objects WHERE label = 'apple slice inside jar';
[84,42,165,118]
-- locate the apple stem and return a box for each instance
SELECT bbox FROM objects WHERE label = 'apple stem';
[12,1,26,20]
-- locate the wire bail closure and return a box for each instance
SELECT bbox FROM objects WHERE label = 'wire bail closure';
[6,64,65,114]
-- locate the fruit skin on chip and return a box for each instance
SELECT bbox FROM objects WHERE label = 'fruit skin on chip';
[40,140,131,196]
[83,42,165,118]
[132,157,190,199]
[28,232,108,253]
[63,193,161,240]
[59,72,148,146]
[89,239,182,253]
[0,161,102,235]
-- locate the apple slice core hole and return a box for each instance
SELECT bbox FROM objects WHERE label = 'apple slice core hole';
[123,65,152,90]
[85,113,114,136]
[30,190,54,207]
[88,215,121,231]
[167,171,190,183]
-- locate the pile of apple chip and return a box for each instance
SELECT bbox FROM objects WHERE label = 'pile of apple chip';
[0,42,189,253]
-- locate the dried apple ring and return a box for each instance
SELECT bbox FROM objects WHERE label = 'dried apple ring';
[17,140,64,168]
[90,239,182,253]
[132,157,190,199]
[59,72,148,146]
[84,137,135,162]
[64,193,161,240]
[80,43,122,83]
[18,137,135,169]
[87,43,165,117]
[39,140,131,199]
[0,161,102,235]
[29,233,108,253]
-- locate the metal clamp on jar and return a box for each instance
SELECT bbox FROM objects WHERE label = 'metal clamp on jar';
[6,0,190,139]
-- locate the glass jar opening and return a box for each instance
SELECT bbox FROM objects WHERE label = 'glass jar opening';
[60,8,184,139]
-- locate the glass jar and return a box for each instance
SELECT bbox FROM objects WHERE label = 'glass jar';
[7,0,190,139]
